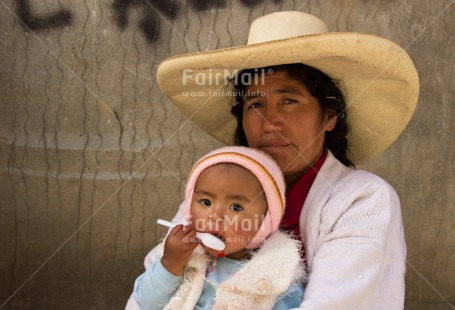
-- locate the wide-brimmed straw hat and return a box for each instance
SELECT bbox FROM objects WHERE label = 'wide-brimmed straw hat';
[157,11,419,164]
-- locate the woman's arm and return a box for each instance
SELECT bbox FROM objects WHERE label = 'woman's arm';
[299,176,406,309]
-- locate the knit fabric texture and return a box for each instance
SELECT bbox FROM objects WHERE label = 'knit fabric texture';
[158,231,304,310]
[299,151,406,309]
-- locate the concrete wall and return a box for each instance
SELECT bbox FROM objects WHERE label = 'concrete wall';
[0,0,453,309]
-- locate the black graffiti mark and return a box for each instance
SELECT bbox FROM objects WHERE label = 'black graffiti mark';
[239,0,264,6]
[16,0,72,31]
[189,0,283,12]
[112,0,179,43]
[239,0,284,7]
[114,0,285,43]
[15,0,284,43]
[189,0,227,11]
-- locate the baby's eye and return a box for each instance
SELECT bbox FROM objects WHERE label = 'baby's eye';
[229,204,244,212]
[199,199,211,207]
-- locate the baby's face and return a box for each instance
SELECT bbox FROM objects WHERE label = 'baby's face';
[190,163,267,259]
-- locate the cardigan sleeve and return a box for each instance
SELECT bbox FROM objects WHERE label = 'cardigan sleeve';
[299,172,407,310]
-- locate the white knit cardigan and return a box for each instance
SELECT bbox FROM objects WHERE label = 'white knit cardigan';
[298,151,407,309]
[127,152,406,310]
[167,231,303,309]
[127,231,304,309]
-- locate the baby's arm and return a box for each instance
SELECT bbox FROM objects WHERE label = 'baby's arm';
[133,225,200,309]
[161,224,200,275]
[133,259,182,310]
[273,281,305,310]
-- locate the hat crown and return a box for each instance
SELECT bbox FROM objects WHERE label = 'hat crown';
[247,11,329,45]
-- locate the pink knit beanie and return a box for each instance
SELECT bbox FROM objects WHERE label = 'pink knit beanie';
[184,146,285,249]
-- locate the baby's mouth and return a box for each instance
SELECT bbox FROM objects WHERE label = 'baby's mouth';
[212,233,225,242]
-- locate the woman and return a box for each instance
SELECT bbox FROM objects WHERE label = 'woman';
[127,11,419,309]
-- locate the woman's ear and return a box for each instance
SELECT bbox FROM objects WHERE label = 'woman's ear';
[325,109,338,131]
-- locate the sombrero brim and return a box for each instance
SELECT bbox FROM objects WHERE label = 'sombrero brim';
[157,32,419,164]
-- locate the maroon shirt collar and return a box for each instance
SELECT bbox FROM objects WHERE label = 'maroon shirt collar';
[280,150,327,240]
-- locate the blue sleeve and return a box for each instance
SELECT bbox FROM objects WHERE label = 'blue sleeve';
[134,258,182,310]
[272,282,305,310]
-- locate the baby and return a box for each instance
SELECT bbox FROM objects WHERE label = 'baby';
[129,146,305,309]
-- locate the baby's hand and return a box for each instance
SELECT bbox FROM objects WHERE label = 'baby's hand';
[161,224,200,276]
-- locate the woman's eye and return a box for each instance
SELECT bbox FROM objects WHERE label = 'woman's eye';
[246,101,263,109]
[229,204,244,212]
[283,98,297,104]
[199,199,211,207]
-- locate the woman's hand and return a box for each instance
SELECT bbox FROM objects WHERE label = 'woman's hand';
[161,225,200,276]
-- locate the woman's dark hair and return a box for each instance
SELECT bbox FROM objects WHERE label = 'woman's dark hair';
[231,63,354,167]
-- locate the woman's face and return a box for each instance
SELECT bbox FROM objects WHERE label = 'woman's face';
[190,164,268,260]
[242,71,336,186]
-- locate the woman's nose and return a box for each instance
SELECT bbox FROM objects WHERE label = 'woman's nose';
[262,105,283,132]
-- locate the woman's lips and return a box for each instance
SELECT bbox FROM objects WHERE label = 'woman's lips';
[260,142,290,149]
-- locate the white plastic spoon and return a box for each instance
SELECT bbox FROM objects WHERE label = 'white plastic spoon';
[157,219,225,251]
